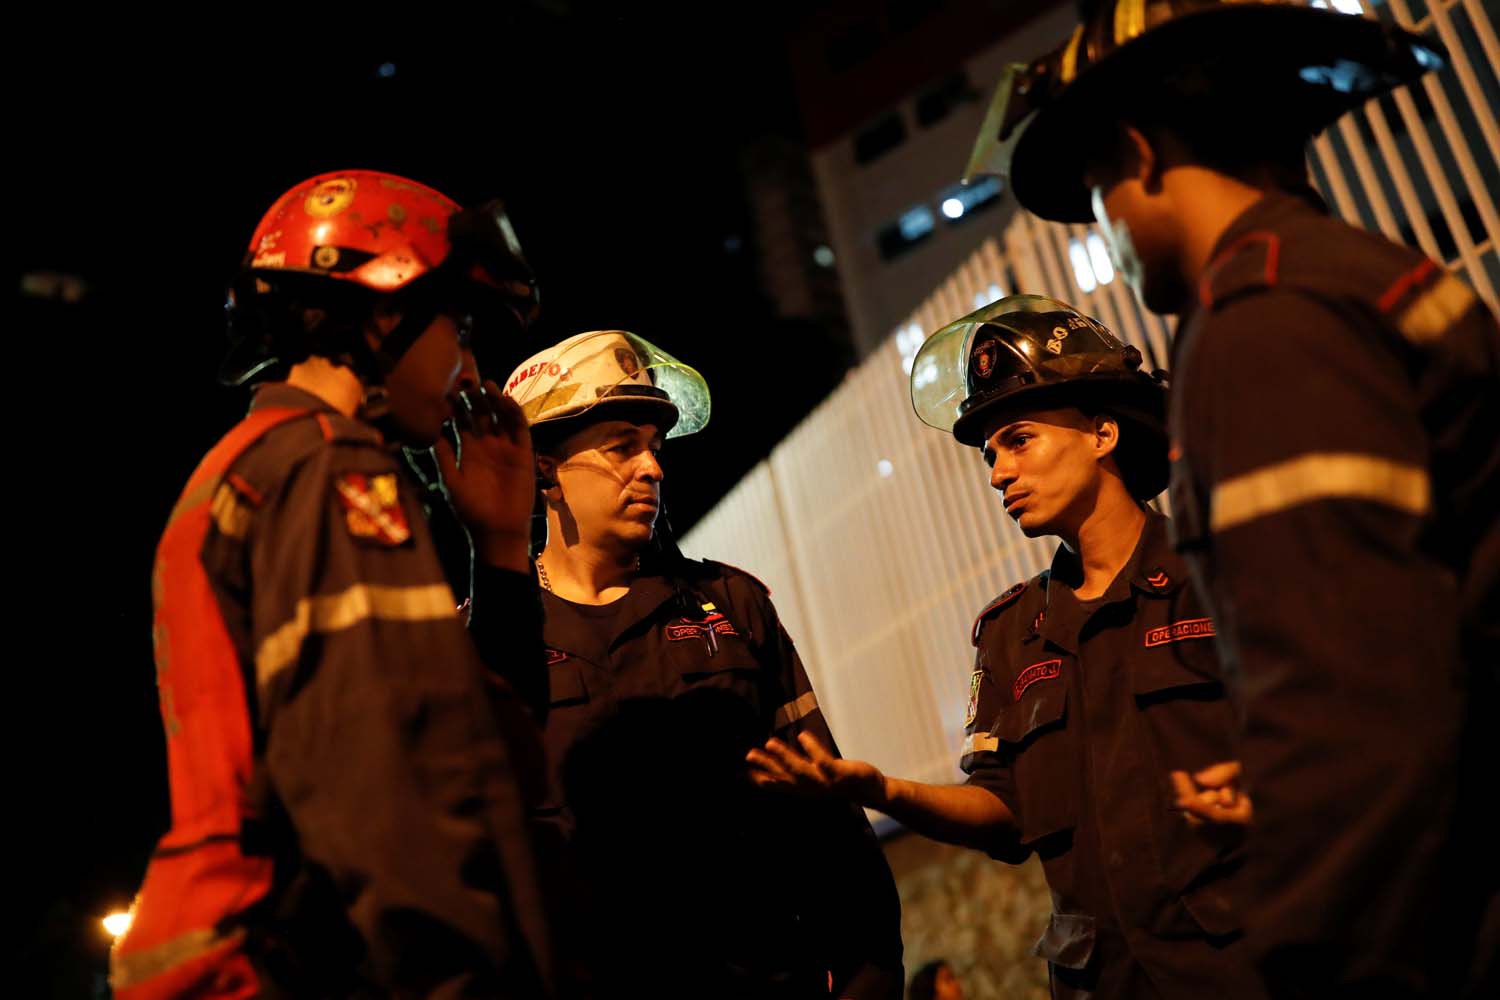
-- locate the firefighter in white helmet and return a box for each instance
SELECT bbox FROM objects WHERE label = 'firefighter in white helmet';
[503,330,904,1000]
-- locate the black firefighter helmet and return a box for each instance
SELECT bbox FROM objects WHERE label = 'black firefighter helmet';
[962,0,1445,222]
[910,294,1170,499]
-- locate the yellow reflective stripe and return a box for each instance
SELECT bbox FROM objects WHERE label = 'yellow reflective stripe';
[772,690,819,729]
[1114,0,1146,44]
[110,926,244,990]
[1395,272,1477,344]
[962,733,999,756]
[256,583,458,688]
[1210,452,1430,533]
[1059,24,1085,84]
[210,483,253,539]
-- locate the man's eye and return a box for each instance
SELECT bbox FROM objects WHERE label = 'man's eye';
[1012,434,1032,448]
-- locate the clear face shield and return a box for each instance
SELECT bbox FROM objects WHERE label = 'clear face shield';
[910,295,1126,438]
[506,330,711,440]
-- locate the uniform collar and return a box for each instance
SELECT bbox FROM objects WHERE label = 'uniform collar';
[1039,510,1181,652]
[248,382,385,446]
[1212,186,1329,260]
[249,381,341,415]
[542,571,690,658]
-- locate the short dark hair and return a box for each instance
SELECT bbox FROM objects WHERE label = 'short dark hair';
[1074,402,1168,502]
[1081,66,1318,185]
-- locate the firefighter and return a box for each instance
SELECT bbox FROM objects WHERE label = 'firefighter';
[112,171,553,998]
[969,3,1500,994]
[751,295,1261,999]
[503,330,905,999]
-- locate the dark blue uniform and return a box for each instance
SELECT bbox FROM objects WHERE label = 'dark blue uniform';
[1169,189,1500,997]
[963,513,1262,1000]
[533,558,904,1000]
[117,384,553,998]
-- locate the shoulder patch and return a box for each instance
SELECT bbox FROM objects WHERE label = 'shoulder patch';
[972,580,1027,647]
[336,473,411,545]
[1199,231,1281,311]
[1377,258,1478,345]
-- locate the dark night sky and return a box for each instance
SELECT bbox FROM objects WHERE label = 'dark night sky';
[16,5,852,985]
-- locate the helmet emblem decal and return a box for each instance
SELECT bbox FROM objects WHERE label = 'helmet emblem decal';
[615,348,642,378]
[971,338,999,380]
[305,177,358,219]
[1046,324,1070,355]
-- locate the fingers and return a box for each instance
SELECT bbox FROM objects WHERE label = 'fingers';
[1172,765,1254,827]
[1193,760,1243,788]
[433,434,459,483]
[797,730,836,765]
[1169,769,1200,804]
[483,380,530,446]
[1178,793,1253,826]
[449,388,478,434]
[745,747,795,785]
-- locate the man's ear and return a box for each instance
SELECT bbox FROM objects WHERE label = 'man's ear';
[1093,413,1122,462]
[536,454,560,492]
[1122,123,1162,192]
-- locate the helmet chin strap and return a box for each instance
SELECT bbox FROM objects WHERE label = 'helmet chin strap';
[349,285,445,428]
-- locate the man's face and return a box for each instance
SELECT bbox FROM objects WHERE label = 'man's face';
[982,406,1113,538]
[543,419,665,551]
[379,312,464,446]
[1084,126,1187,314]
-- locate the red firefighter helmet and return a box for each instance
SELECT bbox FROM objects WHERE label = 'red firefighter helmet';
[224,169,539,384]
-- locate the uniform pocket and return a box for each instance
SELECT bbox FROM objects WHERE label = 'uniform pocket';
[549,659,589,706]
[994,682,1077,844]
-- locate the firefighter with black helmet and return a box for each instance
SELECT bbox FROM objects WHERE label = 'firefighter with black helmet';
[112,171,553,998]
[750,295,1264,1000]
[970,3,1500,995]
[502,331,905,1000]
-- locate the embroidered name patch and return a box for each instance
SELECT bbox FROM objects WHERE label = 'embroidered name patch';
[665,614,737,642]
[1144,618,1216,647]
[1013,659,1061,700]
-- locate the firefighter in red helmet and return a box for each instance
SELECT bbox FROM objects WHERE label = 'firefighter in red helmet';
[112,171,553,998]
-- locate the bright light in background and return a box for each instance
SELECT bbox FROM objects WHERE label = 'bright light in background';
[1085,233,1115,286]
[1310,0,1366,13]
[1068,239,1098,294]
[973,281,1006,309]
[940,198,965,220]
[377,62,397,78]
[103,912,132,938]
[813,244,836,268]
[876,459,894,478]
[912,359,939,390]
[896,323,926,375]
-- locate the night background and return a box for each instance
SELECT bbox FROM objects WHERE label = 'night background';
[17,3,861,991]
